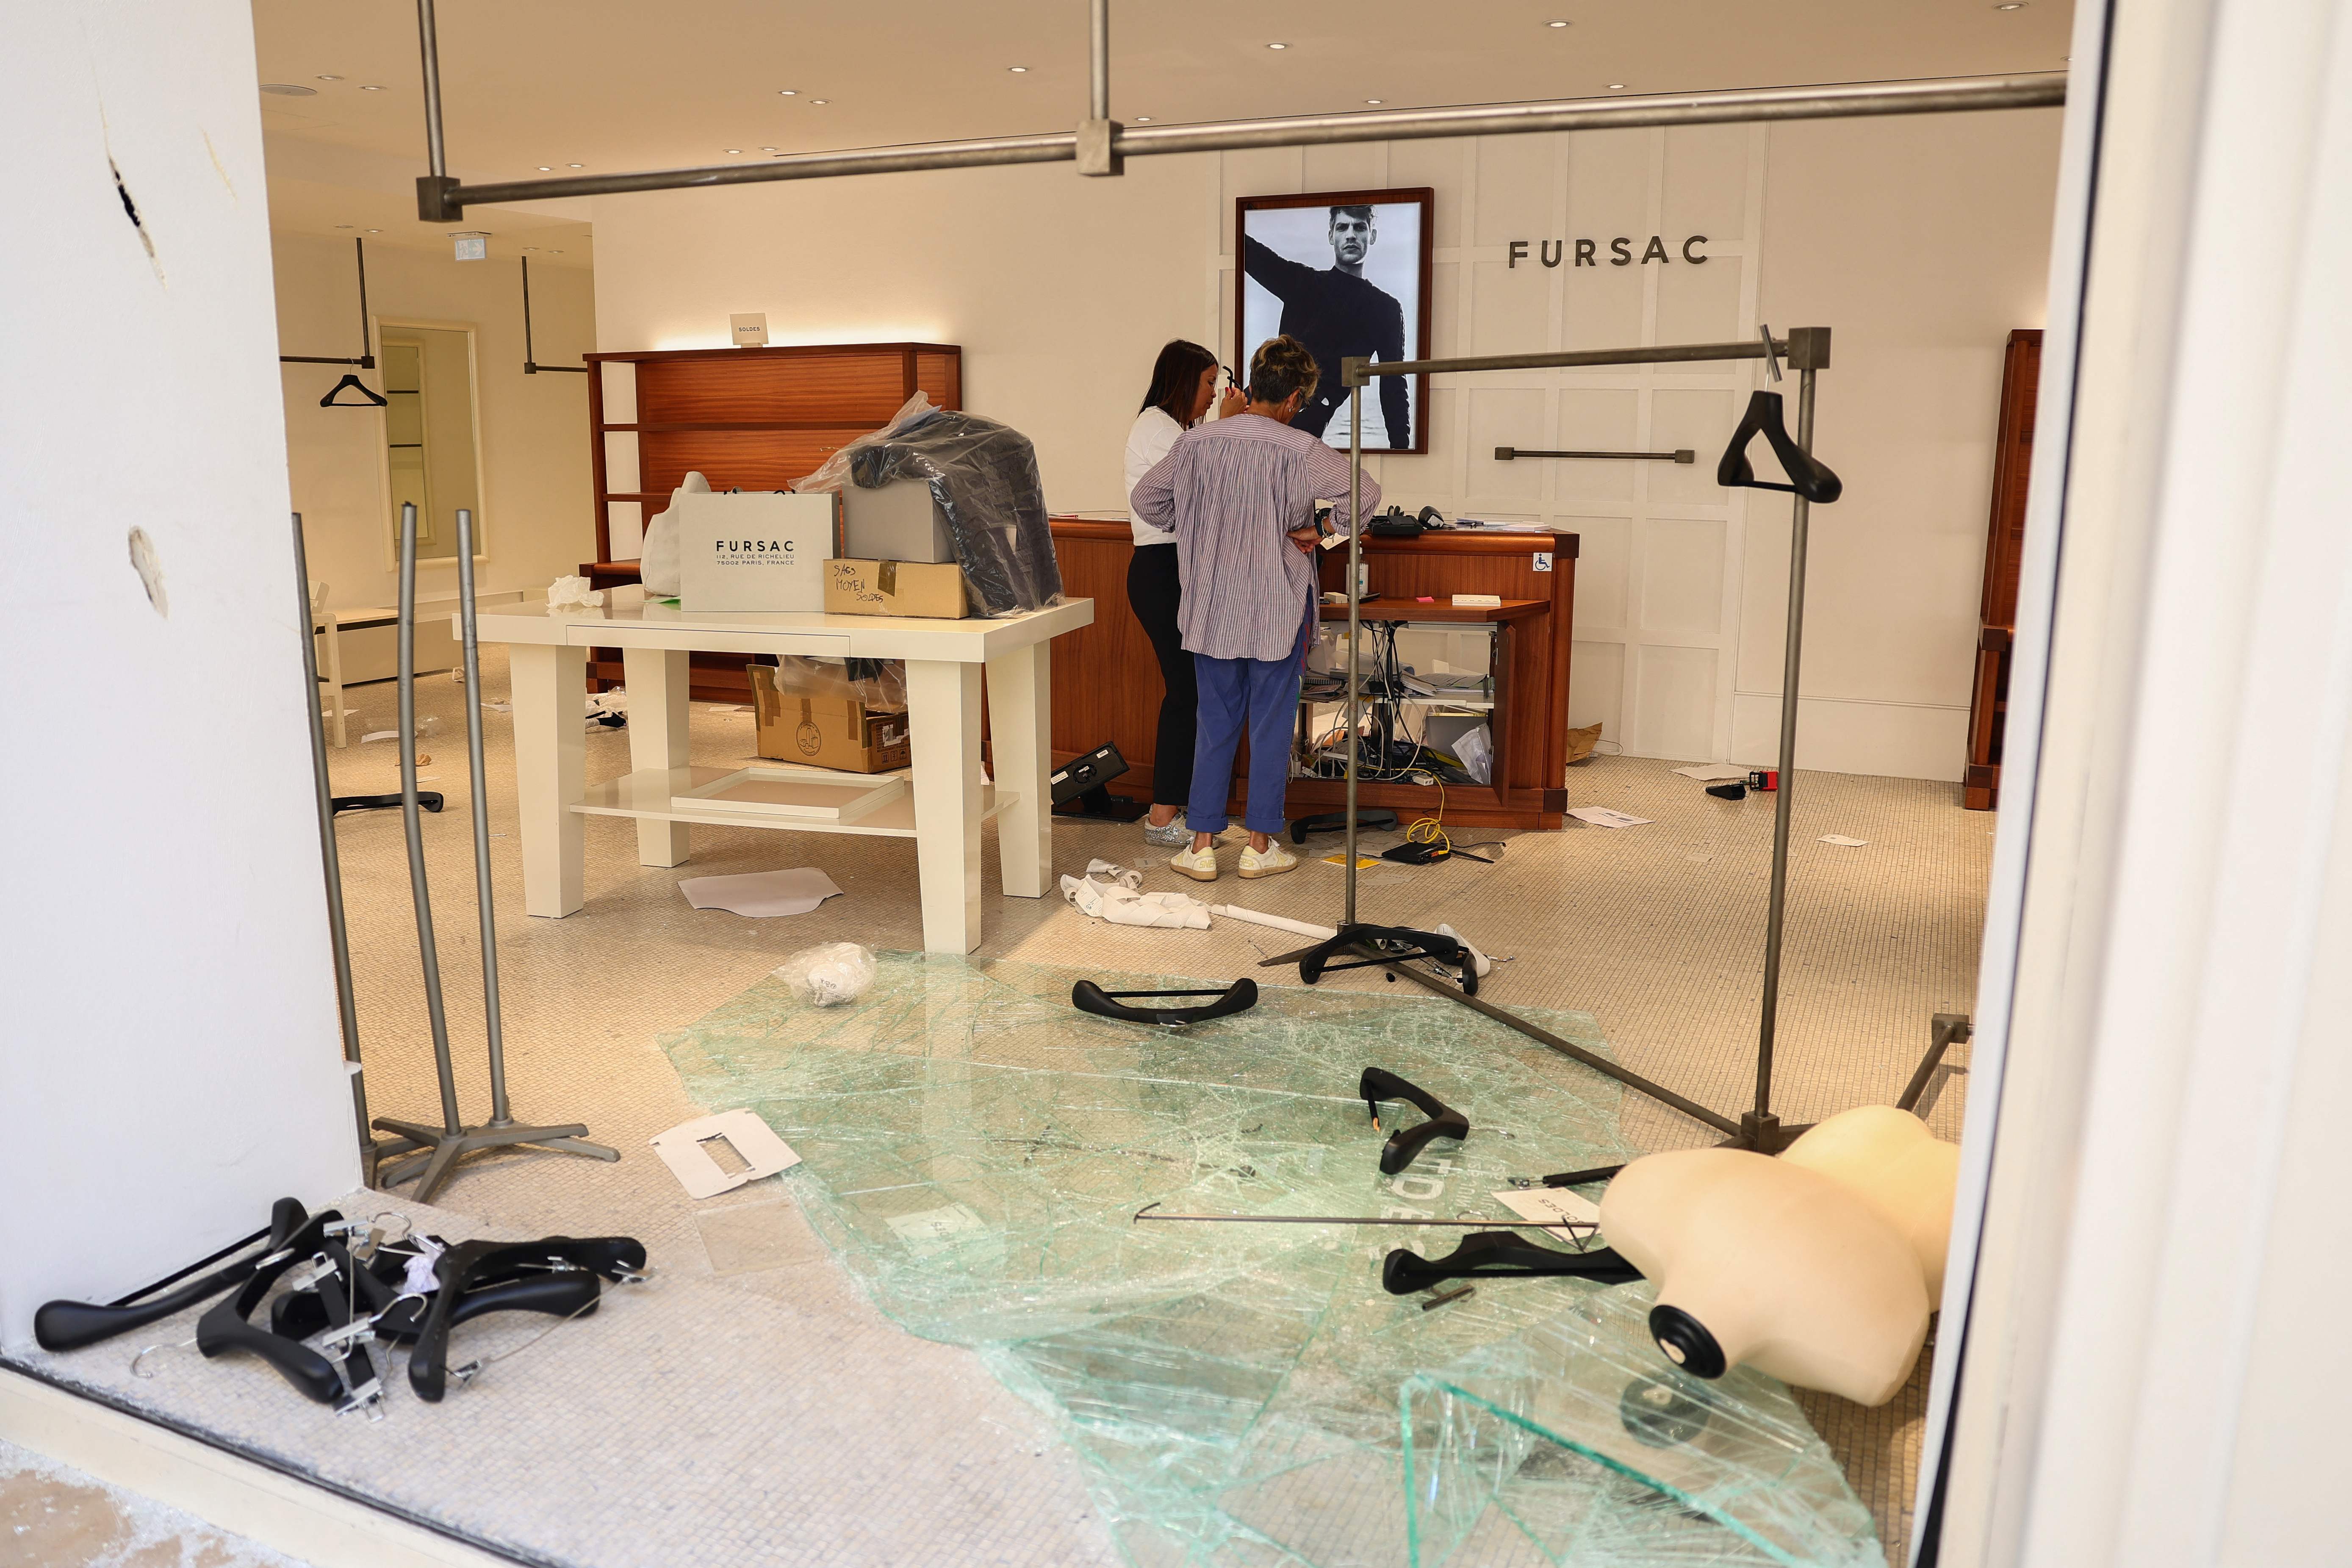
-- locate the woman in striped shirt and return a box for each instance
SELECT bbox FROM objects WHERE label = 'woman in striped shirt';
[1130,335,1381,880]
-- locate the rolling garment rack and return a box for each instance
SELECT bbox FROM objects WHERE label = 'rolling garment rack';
[1328,327,1870,1155]
[371,502,618,1201]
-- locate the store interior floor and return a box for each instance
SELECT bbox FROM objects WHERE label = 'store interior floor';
[23,650,1989,1568]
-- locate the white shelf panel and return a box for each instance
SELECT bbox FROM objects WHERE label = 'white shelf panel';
[573,765,1014,839]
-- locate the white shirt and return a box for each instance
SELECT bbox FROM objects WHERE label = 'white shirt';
[1124,406,1184,546]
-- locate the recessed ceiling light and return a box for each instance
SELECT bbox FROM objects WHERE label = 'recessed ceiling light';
[259,83,316,96]
[537,165,552,171]
[778,89,798,95]
[1608,83,1627,90]
[725,149,742,155]
[760,145,778,152]
[1267,42,1288,50]
[366,228,381,233]
[361,84,386,91]
[568,162,584,168]
[1365,98,1383,105]
[317,74,342,80]
[810,99,829,105]
[1134,116,1152,122]
[1008,65,1028,72]
[1994,2,2025,8]
[335,224,353,230]
[1547,19,1570,26]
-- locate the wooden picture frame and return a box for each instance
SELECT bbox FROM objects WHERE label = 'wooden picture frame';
[1236,187,1434,455]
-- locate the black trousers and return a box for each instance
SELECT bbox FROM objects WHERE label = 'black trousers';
[1125,543,1195,809]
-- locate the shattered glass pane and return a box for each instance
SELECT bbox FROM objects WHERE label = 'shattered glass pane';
[659,954,1879,1567]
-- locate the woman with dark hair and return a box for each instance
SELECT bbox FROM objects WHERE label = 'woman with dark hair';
[1127,340,1245,846]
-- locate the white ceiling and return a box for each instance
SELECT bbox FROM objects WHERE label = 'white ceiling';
[252,0,2075,264]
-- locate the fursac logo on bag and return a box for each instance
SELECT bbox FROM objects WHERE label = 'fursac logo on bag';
[676,492,841,612]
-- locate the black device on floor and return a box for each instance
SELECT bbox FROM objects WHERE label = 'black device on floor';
[335,791,443,815]
[1706,782,1748,801]
[1051,742,1129,805]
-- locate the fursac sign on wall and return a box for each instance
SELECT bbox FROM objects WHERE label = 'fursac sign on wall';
[1506,235,1710,268]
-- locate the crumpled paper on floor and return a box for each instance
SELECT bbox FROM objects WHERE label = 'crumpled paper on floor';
[1060,859,1210,930]
[679,867,843,917]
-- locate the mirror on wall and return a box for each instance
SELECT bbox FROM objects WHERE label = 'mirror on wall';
[379,324,482,560]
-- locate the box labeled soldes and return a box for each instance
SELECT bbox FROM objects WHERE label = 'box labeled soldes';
[676,491,842,612]
[749,664,911,773]
[823,557,970,619]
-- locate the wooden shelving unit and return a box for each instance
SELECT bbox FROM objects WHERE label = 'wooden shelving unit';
[578,342,962,698]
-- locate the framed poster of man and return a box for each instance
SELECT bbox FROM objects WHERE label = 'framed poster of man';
[1236,188,1433,455]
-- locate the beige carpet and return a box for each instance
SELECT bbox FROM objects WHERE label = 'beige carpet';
[30,650,1984,1566]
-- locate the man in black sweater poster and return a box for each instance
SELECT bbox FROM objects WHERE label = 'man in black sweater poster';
[1242,204,1413,450]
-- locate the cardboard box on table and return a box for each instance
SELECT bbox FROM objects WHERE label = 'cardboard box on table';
[676,491,842,612]
[749,664,911,774]
[823,558,971,619]
[841,478,956,564]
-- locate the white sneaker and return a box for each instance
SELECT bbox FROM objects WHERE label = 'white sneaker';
[1169,843,1220,882]
[1238,841,1298,879]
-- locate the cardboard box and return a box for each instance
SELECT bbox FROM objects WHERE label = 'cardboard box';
[676,490,842,612]
[750,664,911,773]
[842,478,956,564]
[823,557,970,619]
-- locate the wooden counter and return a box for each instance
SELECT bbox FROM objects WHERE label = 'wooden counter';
[1048,518,1578,828]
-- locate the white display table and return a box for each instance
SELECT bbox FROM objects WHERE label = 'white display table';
[464,589,1094,954]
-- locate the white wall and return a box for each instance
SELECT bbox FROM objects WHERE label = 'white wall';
[274,233,597,612]
[0,0,359,1344]
[592,116,2059,780]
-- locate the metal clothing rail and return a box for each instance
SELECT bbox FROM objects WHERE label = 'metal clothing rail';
[404,0,2064,220]
[278,237,375,368]
[1339,329,1829,1153]
[1496,446,1695,464]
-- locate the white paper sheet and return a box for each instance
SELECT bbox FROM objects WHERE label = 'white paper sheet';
[361,730,397,743]
[1566,806,1652,829]
[678,867,844,917]
[1819,834,1869,848]
[1491,1187,1603,1244]
[1671,764,1749,781]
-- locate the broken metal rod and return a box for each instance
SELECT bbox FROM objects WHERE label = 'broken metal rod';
[1133,1203,1596,1235]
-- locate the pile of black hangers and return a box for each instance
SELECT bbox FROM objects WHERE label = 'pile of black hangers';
[34,1198,649,1420]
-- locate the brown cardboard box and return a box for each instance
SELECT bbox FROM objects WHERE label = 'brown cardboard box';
[823,557,970,619]
[750,665,911,773]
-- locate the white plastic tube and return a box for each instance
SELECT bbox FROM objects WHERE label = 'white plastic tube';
[1210,905,1339,941]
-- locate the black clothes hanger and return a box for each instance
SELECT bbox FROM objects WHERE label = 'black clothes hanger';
[1359,1067,1469,1175]
[1071,978,1259,1028]
[1717,391,1841,503]
[408,1236,648,1401]
[33,1197,310,1352]
[1717,327,1841,504]
[1381,1230,1644,1295]
[1269,925,1482,995]
[321,373,388,409]
[194,1209,357,1403]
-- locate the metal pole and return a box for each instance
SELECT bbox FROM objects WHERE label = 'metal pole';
[291,514,376,1182]
[354,239,374,369]
[1371,338,1783,379]
[453,510,512,1127]
[1754,365,1818,1129]
[520,256,535,373]
[1344,382,1364,924]
[416,0,446,178]
[423,75,2063,215]
[1089,0,1110,122]
[396,501,464,1137]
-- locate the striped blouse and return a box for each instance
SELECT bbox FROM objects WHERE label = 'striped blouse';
[1129,413,1382,662]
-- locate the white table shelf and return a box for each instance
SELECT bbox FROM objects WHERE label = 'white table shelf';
[575,766,1017,839]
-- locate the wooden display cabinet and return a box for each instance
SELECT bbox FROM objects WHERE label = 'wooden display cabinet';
[1964,329,2041,810]
[576,342,961,698]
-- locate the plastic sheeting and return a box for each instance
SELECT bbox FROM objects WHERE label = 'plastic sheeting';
[658,955,1878,1567]
[795,393,1063,617]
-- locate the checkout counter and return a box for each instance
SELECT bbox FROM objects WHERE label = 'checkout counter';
[1047,518,1580,829]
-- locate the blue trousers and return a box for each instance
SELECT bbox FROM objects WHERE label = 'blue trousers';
[1186,650,1303,837]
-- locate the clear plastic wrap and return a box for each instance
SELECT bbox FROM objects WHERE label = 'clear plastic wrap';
[763,655,907,713]
[795,393,1063,618]
[659,953,1875,1566]
[771,943,878,1007]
